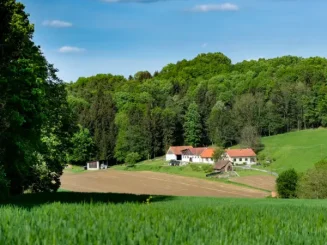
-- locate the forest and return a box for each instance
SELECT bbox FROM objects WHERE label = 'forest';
[2,0,327,197]
[67,53,327,164]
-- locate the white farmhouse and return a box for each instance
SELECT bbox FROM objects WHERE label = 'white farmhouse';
[224,148,257,165]
[166,146,193,161]
[181,147,207,163]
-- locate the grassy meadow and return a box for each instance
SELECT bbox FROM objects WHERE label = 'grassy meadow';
[259,128,327,173]
[1,192,327,244]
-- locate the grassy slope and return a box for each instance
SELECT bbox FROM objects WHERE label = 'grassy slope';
[1,192,327,244]
[259,128,327,173]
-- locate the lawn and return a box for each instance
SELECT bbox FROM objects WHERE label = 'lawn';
[1,192,327,244]
[259,128,327,173]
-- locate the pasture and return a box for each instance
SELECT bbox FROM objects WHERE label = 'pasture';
[259,128,327,173]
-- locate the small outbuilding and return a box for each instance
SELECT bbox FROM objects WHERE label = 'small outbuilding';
[214,160,233,173]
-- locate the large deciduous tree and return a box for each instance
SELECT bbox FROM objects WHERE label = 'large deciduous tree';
[0,0,70,195]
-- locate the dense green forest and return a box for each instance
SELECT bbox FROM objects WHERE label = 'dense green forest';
[67,53,327,163]
[2,0,327,198]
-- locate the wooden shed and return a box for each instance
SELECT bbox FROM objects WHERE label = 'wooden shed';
[214,160,233,173]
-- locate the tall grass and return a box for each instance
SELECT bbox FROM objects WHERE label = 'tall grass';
[1,193,327,244]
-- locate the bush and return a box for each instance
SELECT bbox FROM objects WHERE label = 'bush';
[0,167,9,201]
[125,152,141,167]
[297,160,327,199]
[189,164,202,172]
[276,168,298,198]
[201,165,214,173]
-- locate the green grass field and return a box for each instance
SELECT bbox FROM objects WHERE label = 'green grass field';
[259,128,327,173]
[1,192,327,244]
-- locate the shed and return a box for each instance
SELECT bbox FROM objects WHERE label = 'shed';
[214,160,233,173]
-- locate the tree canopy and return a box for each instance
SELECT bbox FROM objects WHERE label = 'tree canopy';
[67,53,327,163]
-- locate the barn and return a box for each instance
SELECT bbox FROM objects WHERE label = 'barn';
[165,146,193,161]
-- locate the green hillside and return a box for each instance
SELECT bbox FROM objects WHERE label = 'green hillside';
[259,128,327,173]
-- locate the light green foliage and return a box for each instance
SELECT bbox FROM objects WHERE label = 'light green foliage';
[125,152,141,167]
[259,128,327,173]
[68,125,95,165]
[2,195,327,244]
[297,160,327,199]
[184,102,202,146]
[212,147,225,162]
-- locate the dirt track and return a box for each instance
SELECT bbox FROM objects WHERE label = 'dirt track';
[230,175,276,191]
[61,170,268,198]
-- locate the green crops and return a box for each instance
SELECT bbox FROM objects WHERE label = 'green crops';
[1,196,327,244]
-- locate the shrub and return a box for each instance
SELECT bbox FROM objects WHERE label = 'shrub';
[201,164,214,173]
[0,167,9,201]
[276,168,298,198]
[189,164,202,172]
[125,152,141,167]
[297,160,327,199]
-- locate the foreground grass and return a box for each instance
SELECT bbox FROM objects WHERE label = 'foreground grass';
[259,128,327,173]
[1,192,327,244]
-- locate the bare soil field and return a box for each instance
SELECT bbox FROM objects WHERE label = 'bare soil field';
[230,175,276,191]
[61,170,268,198]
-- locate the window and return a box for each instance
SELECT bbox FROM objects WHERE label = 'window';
[239,158,242,161]
[89,162,97,169]
[245,158,248,161]
[210,158,213,161]
[233,159,236,162]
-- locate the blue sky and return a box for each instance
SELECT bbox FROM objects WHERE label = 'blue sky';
[21,0,327,82]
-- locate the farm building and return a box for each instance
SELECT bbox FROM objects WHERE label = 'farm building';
[166,146,215,164]
[165,146,193,161]
[224,148,257,165]
[200,148,215,164]
[87,161,100,170]
[181,148,207,163]
[214,160,233,173]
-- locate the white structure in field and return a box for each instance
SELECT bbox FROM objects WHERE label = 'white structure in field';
[224,149,257,165]
[166,146,257,165]
[166,146,215,164]
[165,146,193,161]
[87,161,100,170]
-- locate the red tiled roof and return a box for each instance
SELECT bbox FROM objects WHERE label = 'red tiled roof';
[169,146,193,155]
[225,148,256,157]
[200,148,215,158]
[189,147,207,155]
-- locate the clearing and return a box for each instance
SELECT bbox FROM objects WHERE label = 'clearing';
[61,170,268,198]
[259,128,327,173]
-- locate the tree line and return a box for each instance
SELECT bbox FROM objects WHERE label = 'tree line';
[67,54,327,164]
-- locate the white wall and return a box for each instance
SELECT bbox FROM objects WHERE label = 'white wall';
[166,154,177,161]
[227,155,257,165]
[87,161,99,170]
[202,157,214,164]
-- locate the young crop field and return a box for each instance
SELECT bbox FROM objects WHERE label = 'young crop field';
[1,192,327,244]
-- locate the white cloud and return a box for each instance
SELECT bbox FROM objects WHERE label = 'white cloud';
[58,46,86,53]
[202,43,208,48]
[189,3,239,12]
[43,20,73,28]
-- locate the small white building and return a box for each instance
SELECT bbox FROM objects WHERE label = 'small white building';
[224,148,257,165]
[87,161,100,170]
[166,146,193,161]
